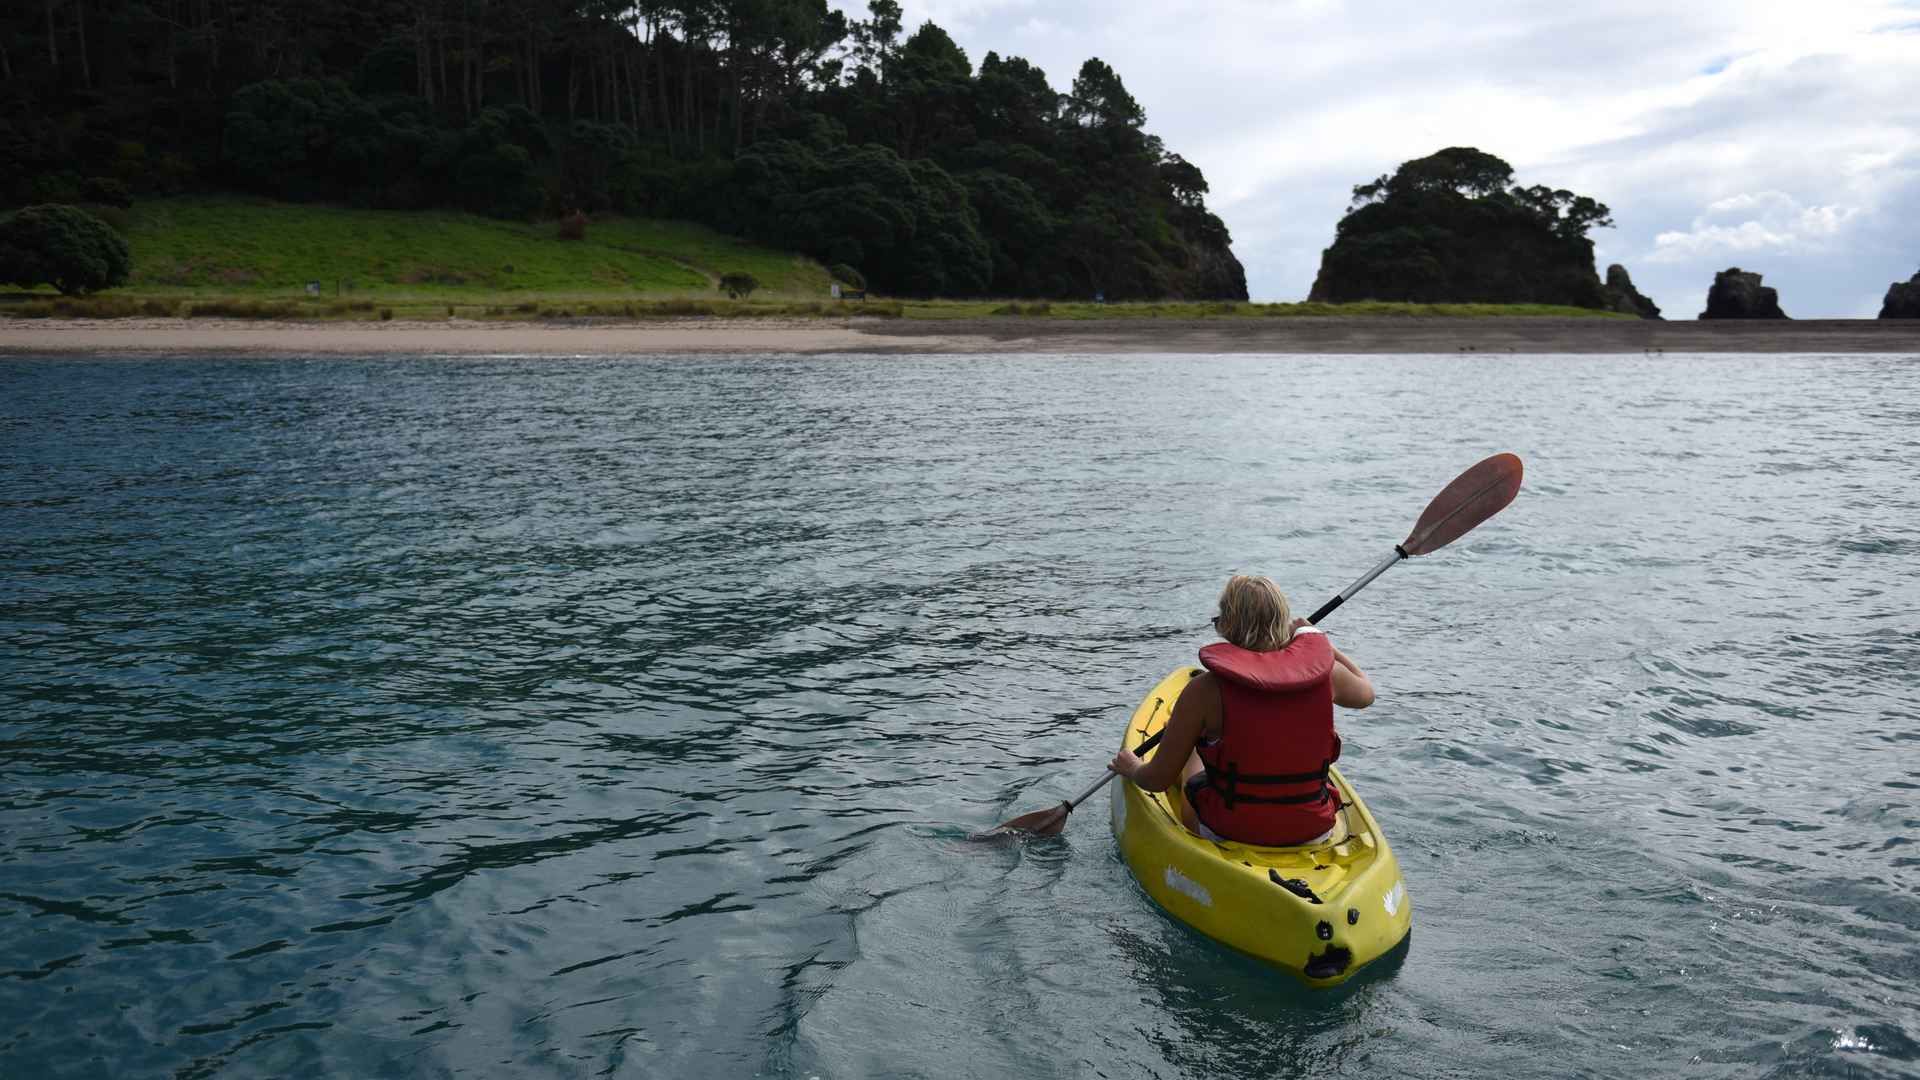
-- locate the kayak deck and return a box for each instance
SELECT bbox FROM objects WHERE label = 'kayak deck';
[1109,666,1412,985]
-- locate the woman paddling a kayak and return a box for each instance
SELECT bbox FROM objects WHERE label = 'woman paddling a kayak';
[989,456,1518,984]
[1108,574,1376,847]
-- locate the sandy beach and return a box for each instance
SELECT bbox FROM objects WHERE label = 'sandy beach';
[3,314,1918,356]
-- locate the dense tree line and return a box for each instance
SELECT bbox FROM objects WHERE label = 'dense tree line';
[1308,147,1612,308]
[0,0,1246,299]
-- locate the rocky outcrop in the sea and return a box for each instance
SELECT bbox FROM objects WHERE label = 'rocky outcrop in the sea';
[1699,267,1787,319]
[1600,264,1662,320]
[1879,271,1920,318]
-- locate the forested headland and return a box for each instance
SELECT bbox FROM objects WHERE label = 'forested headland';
[0,0,1248,301]
[1308,147,1641,314]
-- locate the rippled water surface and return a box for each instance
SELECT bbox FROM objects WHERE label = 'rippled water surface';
[2,353,1917,1079]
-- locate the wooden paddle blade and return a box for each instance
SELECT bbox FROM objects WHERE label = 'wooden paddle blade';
[1401,453,1523,556]
[974,802,1071,840]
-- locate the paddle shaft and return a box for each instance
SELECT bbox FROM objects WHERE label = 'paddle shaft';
[1057,546,1407,814]
[1306,546,1406,625]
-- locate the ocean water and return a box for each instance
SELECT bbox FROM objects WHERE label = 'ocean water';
[1,352,1915,1079]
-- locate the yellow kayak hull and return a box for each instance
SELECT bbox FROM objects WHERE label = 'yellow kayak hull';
[1109,666,1413,986]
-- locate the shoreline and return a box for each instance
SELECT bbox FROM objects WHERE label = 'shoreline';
[3,315,1918,356]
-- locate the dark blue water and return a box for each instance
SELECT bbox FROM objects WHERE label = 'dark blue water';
[2,353,1916,1079]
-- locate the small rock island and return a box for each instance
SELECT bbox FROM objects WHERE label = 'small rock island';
[1880,272,1920,319]
[1700,268,1788,320]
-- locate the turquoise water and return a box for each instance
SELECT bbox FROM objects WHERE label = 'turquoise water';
[1,353,1915,1079]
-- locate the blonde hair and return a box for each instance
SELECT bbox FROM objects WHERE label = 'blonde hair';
[1214,575,1294,652]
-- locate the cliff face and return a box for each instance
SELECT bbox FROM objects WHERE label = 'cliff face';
[1699,268,1788,319]
[1159,203,1251,297]
[1190,238,1251,299]
[1879,272,1920,318]
[1601,264,1662,320]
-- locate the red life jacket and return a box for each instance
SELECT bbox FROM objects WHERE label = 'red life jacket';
[1189,628,1341,846]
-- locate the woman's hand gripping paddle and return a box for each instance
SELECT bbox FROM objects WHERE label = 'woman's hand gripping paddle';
[980,452,1524,840]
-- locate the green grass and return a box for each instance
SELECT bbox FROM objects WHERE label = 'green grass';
[900,299,1635,320]
[1,292,1637,323]
[0,198,1642,322]
[116,196,832,298]
[982,299,1632,319]
[0,294,906,321]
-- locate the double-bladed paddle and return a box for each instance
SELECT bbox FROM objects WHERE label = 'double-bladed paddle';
[981,452,1524,839]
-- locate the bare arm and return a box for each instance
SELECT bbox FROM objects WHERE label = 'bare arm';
[1331,646,1375,709]
[1291,616,1375,710]
[1109,673,1217,792]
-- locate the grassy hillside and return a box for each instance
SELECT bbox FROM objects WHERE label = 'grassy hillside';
[117,198,834,298]
[0,198,1640,321]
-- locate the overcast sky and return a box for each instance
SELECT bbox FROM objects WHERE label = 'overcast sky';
[829,0,1920,316]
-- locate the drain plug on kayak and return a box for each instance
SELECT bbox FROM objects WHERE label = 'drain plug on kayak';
[1305,944,1353,980]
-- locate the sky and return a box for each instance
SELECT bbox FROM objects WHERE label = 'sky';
[828,0,1920,316]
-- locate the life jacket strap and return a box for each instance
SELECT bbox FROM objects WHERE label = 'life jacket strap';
[1228,767,1330,785]
[1212,759,1332,808]
[1208,783,1332,807]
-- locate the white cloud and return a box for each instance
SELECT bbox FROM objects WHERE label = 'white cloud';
[1647,193,1866,263]
[1009,17,1059,39]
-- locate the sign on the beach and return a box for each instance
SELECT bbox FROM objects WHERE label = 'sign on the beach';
[306,282,321,296]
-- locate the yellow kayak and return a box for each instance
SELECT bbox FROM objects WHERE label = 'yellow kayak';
[1109,666,1413,985]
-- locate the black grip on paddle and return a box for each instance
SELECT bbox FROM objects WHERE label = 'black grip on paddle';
[1307,594,1345,625]
[1132,730,1164,756]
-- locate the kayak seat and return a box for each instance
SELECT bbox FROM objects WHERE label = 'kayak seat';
[1170,784,1354,849]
